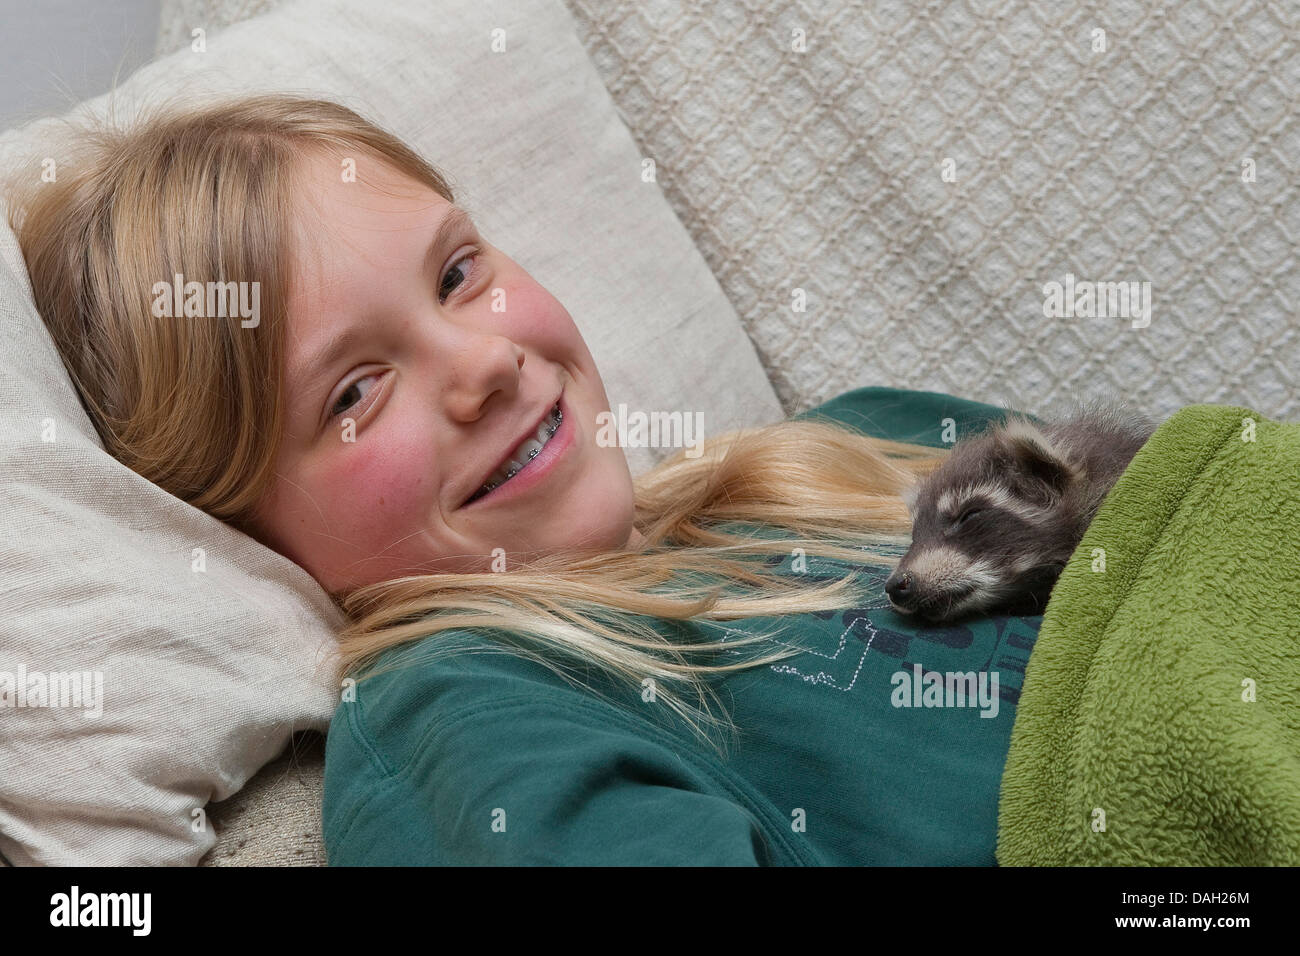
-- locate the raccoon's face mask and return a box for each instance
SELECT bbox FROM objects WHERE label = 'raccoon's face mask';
[885,419,1081,623]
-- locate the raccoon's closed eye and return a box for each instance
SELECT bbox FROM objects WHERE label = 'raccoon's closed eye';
[953,507,984,529]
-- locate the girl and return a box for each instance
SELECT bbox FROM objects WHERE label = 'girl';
[6,93,1041,865]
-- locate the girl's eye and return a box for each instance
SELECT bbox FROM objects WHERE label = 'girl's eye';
[329,372,381,420]
[438,253,478,304]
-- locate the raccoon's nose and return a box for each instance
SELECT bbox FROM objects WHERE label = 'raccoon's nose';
[885,572,914,605]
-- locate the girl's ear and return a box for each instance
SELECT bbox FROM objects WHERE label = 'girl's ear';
[995,418,1080,504]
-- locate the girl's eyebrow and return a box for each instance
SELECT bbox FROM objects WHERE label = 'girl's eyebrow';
[420,205,475,277]
[291,204,476,407]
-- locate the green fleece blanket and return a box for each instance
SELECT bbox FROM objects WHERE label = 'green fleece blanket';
[997,404,1300,865]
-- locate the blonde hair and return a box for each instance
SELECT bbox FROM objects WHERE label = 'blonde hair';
[6,93,947,753]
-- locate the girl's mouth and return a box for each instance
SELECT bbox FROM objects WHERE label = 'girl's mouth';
[460,397,571,508]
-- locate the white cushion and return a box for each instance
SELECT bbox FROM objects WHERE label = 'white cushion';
[0,0,780,865]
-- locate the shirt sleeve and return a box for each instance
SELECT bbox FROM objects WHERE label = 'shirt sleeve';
[793,385,1032,446]
[325,692,773,866]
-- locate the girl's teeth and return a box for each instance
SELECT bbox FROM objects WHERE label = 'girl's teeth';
[474,403,563,499]
[515,438,545,462]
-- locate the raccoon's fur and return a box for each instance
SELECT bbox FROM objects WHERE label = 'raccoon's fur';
[884,400,1157,623]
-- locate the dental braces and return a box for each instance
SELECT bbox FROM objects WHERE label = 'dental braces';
[481,405,563,493]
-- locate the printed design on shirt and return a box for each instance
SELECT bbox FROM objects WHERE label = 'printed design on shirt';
[702,596,888,692]
[709,550,1044,703]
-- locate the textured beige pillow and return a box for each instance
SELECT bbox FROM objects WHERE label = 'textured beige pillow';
[560,0,1300,421]
[0,0,780,865]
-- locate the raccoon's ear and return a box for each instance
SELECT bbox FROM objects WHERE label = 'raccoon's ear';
[901,482,921,513]
[996,418,1080,502]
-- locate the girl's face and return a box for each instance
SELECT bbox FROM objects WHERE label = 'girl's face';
[247,152,642,593]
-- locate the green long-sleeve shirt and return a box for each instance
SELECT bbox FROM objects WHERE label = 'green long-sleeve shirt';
[322,387,1042,864]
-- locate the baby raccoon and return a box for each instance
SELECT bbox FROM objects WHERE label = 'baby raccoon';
[884,400,1156,623]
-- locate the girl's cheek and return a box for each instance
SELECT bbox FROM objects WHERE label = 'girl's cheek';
[319,424,436,538]
[500,281,575,343]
